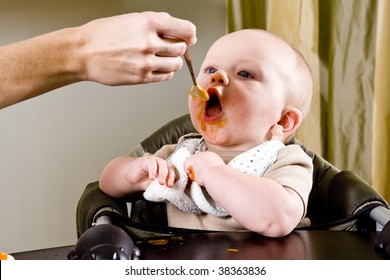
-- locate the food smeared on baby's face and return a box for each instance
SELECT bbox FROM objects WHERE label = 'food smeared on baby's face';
[194,94,227,142]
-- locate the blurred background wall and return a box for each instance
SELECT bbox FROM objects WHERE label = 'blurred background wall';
[0,0,227,253]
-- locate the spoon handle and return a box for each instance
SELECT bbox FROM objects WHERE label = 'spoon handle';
[183,49,198,85]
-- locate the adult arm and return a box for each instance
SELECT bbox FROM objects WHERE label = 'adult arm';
[0,11,196,109]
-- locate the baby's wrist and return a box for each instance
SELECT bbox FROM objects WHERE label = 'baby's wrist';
[202,164,227,186]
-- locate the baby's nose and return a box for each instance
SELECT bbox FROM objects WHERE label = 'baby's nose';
[211,70,229,86]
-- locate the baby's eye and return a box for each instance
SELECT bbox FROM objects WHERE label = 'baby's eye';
[237,70,253,78]
[206,67,218,74]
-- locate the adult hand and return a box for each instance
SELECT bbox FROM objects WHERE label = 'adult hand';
[78,11,197,85]
[0,11,196,109]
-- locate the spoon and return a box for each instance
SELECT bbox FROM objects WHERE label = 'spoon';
[183,48,209,101]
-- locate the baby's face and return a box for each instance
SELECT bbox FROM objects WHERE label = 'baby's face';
[189,30,290,151]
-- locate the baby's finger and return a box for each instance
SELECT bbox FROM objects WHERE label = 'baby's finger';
[155,158,169,185]
[147,158,158,180]
[166,166,179,187]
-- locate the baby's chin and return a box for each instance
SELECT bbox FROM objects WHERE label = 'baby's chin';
[197,130,218,144]
[201,131,231,147]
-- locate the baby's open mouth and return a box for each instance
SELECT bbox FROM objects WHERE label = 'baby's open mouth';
[204,89,223,120]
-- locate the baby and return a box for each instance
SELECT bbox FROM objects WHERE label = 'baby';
[99,29,313,237]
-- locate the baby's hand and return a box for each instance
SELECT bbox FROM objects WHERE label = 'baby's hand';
[140,155,178,187]
[184,151,225,186]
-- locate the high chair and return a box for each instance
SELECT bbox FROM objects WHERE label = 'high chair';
[70,114,390,260]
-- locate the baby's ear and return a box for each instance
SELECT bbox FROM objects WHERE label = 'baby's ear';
[270,107,302,140]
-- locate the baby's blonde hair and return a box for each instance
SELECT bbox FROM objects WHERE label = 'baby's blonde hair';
[289,49,313,119]
[267,31,313,119]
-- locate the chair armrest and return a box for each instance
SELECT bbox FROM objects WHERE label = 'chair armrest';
[328,171,389,220]
[76,181,129,238]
